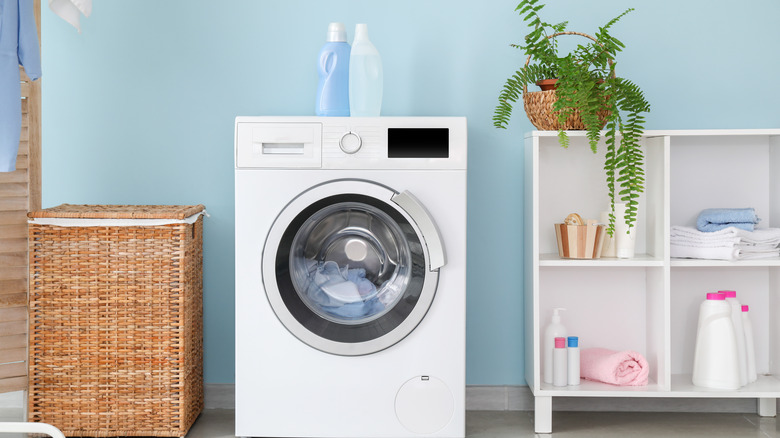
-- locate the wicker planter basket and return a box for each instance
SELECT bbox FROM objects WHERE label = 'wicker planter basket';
[27,204,206,437]
[522,31,611,131]
[523,89,609,131]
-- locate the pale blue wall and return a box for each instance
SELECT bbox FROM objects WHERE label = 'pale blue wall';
[41,0,780,384]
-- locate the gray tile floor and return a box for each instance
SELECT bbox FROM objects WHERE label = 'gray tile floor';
[185,409,780,438]
[2,408,778,437]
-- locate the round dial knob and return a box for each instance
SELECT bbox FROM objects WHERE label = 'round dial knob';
[339,132,362,154]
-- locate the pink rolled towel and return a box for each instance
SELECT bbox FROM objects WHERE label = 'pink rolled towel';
[580,348,649,386]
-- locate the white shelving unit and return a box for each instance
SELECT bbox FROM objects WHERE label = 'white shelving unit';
[524,129,780,433]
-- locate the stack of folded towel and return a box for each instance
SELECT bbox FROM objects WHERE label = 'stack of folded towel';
[671,226,780,261]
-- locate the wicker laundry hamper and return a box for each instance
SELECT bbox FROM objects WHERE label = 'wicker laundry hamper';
[26,204,206,437]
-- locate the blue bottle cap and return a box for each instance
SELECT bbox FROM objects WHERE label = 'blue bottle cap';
[567,336,579,348]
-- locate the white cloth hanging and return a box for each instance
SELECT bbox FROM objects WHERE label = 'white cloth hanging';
[48,0,91,32]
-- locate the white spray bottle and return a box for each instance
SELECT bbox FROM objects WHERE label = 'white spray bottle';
[543,308,567,385]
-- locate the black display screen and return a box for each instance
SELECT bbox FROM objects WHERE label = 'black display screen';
[387,128,449,158]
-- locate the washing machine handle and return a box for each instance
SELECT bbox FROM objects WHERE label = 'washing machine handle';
[392,191,446,271]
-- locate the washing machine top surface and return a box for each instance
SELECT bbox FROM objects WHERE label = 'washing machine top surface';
[235,116,467,171]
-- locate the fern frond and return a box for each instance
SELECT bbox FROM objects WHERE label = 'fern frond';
[557,130,570,149]
[600,8,634,35]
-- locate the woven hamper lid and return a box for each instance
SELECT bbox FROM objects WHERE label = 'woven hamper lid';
[28,204,206,220]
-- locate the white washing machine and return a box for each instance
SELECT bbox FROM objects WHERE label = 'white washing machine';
[234,117,466,438]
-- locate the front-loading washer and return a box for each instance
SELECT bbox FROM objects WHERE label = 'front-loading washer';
[235,117,466,438]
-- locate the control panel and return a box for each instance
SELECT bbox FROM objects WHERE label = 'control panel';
[235,117,467,170]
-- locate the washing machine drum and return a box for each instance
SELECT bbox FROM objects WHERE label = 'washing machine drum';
[262,180,444,356]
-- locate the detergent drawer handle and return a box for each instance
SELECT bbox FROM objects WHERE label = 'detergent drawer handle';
[392,191,446,271]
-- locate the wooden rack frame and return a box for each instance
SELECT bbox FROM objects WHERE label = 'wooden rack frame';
[0,0,42,394]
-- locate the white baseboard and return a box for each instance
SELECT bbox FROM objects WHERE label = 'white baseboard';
[205,384,776,414]
[205,384,235,409]
[4,385,773,414]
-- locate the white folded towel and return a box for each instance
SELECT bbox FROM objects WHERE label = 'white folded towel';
[736,228,780,246]
[49,0,92,32]
[670,245,738,261]
[671,225,780,261]
[670,236,740,248]
[671,226,780,246]
[738,242,780,252]
[671,225,738,242]
[737,248,780,260]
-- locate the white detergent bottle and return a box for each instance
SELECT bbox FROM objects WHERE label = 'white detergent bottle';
[692,292,740,390]
[543,308,567,384]
[741,305,757,383]
[349,24,383,116]
[720,290,747,387]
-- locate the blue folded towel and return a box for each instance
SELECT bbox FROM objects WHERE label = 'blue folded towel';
[697,208,759,232]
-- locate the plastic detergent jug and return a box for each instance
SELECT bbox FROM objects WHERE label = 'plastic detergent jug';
[692,292,740,390]
[349,24,383,117]
[316,23,350,116]
[543,308,567,384]
[719,290,747,386]
[741,305,757,383]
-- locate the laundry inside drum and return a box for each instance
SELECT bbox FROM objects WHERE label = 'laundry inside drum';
[289,202,413,324]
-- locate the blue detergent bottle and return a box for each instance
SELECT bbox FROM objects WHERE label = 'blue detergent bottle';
[316,23,351,116]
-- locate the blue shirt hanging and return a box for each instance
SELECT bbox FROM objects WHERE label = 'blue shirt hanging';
[0,0,41,172]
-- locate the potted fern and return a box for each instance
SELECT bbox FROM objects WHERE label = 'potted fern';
[494,0,650,236]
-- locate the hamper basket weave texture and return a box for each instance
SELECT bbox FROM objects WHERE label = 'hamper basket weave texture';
[27,204,205,437]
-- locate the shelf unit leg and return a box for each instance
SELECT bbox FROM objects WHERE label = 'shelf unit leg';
[758,398,777,417]
[534,396,553,434]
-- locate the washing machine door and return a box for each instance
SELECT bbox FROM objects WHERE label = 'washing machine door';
[262,179,445,356]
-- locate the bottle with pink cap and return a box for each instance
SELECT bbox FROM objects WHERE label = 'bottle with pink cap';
[719,290,747,386]
[552,337,568,387]
[692,292,740,390]
[741,304,757,383]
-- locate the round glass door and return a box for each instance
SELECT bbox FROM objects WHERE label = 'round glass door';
[289,201,412,325]
[262,180,443,356]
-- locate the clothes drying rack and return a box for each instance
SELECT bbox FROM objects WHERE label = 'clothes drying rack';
[0,2,55,436]
[0,422,65,438]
